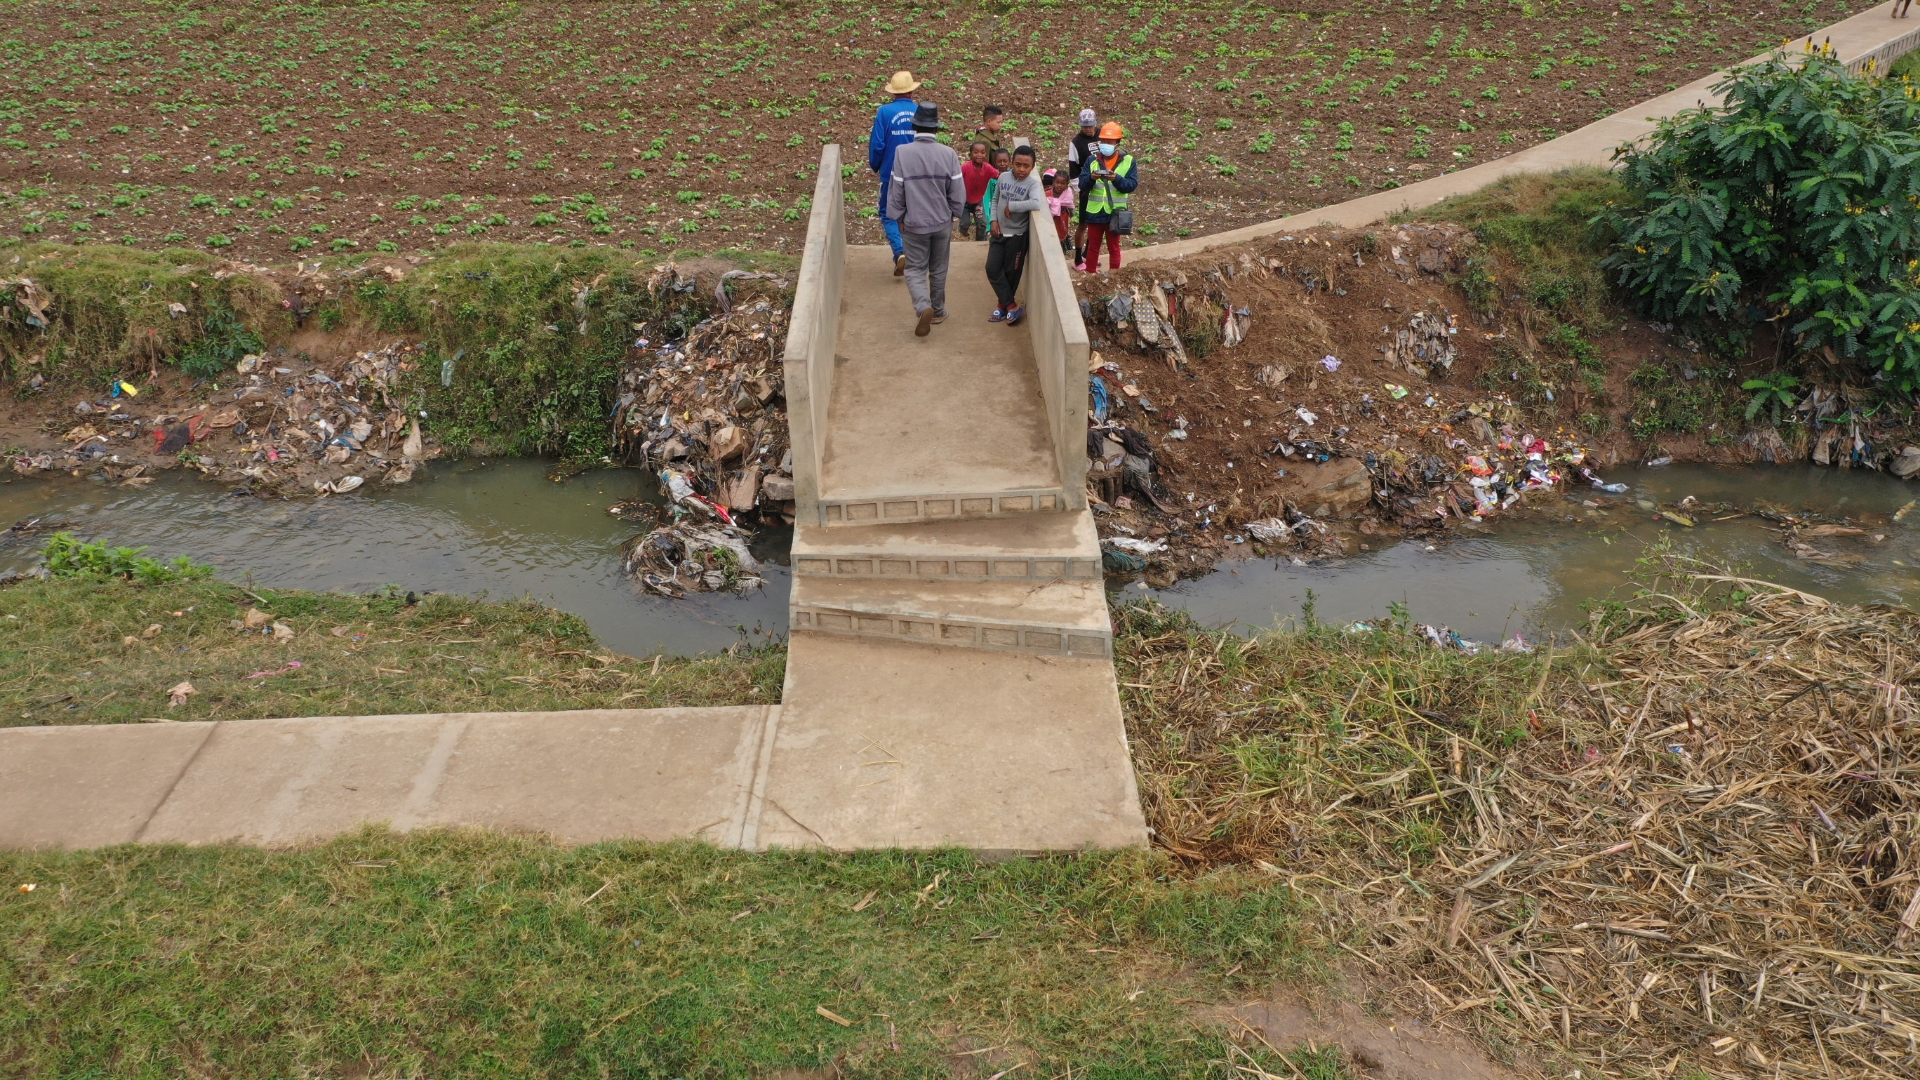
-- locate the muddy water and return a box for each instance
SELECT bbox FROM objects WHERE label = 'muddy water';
[0,461,790,658]
[5,461,1913,657]
[1142,464,1920,644]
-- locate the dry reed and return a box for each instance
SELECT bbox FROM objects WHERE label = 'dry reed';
[1120,559,1920,1078]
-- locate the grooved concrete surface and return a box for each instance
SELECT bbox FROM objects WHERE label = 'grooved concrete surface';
[1136,5,1920,260]
[818,245,1060,503]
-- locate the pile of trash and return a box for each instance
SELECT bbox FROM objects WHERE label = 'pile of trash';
[9,340,438,493]
[619,482,765,598]
[612,266,797,525]
[1381,308,1457,376]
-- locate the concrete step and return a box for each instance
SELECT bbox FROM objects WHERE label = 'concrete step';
[792,512,1101,583]
[790,574,1112,660]
[753,632,1146,852]
[817,487,1069,527]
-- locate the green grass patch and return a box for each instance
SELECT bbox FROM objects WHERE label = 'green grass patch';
[0,832,1320,1077]
[1397,167,1631,331]
[0,243,277,387]
[0,575,780,727]
[343,243,714,463]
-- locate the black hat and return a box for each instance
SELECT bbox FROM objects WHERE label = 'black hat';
[912,101,943,130]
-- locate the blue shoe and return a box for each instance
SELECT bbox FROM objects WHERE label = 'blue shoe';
[1004,304,1025,326]
[988,307,1006,323]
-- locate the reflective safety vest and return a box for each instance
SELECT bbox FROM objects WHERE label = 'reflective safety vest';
[1084,155,1135,216]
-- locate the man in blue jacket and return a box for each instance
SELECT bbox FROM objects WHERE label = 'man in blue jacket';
[869,70,920,276]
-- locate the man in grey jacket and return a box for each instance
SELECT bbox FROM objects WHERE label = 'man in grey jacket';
[886,102,965,337]
[986,144,1048,327]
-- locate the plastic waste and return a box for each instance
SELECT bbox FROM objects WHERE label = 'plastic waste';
[1167,417,1189,441]
[1319,355,1341,372]
[1089,376,1110,421]
[1104,537,1169,556]
[661,468,696,503]
[1102,548,1148,573]
[1645,455,1674,467]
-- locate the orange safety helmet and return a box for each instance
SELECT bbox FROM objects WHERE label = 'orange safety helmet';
[1098,121,1125,141]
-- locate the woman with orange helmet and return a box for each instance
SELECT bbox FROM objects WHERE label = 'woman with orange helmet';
[1076,121,1138,273]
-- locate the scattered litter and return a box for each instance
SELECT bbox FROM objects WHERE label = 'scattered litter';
[165,680,194,706]
[1104,537,1169,556]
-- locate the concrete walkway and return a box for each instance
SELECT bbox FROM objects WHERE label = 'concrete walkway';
[1137,4,1920,260]
[1,707,780,848]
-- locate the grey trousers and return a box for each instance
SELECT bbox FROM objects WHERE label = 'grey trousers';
[902,228,951,316]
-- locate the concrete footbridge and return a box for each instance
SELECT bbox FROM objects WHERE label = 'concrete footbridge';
[7,4,1919,853]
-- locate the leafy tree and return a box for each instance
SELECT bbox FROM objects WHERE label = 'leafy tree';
[1599,52,1920,390]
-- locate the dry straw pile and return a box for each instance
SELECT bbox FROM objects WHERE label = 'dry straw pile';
[1120,562,1919,1077]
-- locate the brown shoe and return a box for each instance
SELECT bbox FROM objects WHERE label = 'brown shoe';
[914,308,934,337]
[930,311,947,324]
[894,254,906,277]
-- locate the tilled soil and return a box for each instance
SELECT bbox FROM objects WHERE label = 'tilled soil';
[0,1,1874,262]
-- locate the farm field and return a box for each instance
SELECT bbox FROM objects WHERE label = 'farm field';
[0,0,1878,262]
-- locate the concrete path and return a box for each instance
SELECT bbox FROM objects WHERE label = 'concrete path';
[1,708,779,849]
[757,633,1143,853]
[1136,4,1920,260]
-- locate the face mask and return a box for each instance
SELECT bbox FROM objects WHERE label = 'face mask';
[1098,142,1117,156]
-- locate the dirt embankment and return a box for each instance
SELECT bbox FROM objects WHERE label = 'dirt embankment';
[1072,225,1920,582]
[3,257,799,538]
[3,257,442,496]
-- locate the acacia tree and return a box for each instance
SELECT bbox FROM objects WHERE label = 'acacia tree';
[1599,52,1920,390]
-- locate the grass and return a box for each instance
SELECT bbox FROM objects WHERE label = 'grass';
[0,576,782,727]
[1112,599,1564,865]
[0,828,1325,1077]
[0,242,276,385]
[1396,166,1631,331]
[0,574,1352,1077]
[10,561,1909,1077]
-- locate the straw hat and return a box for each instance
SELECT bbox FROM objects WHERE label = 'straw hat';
[884,70,921,95]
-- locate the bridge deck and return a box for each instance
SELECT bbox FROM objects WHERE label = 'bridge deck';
[818,244,1061,505]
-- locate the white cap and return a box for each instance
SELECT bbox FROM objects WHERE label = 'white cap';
[1077,108,1097,126]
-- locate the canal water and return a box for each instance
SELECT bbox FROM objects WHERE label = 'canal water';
[0,460,790,659]
[1143,463,1919,644]
[3,461,1913,655]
